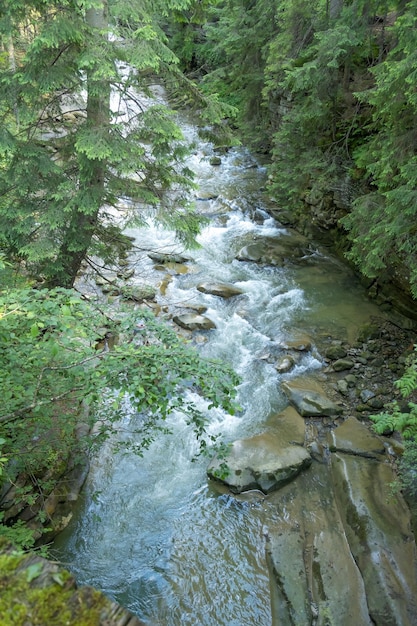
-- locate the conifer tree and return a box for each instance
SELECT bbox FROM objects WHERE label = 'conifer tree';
[342,2,417,297]
[0,0,205,287]
[196,0,277,148]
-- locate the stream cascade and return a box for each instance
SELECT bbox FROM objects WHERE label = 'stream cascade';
[54,102,417,626]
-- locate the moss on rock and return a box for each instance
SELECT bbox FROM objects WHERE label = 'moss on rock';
[0,541,142,626]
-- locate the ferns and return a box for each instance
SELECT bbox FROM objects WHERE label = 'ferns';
[396,357,417,399]
[371,346,417,440]
[371,346,417,494]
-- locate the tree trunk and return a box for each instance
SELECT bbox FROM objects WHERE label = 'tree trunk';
[329,0,343,20]
[48,2,110,288]
[8,36,20,128]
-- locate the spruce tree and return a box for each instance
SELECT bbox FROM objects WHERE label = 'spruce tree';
[0,0,204,287]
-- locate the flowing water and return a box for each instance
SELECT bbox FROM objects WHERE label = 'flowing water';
[54,118,388,625]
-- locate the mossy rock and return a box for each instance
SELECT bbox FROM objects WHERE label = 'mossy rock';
[120,285,157,303]
[0,541,143,626]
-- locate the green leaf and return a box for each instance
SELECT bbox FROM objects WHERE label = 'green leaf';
[26,562,43,582]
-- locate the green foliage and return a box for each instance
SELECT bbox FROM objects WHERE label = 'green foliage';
[371,346,417,495]
[399,441,417,498]
[0,285,240,548]
[0,0,227,288]
[193,0,278,148]
[371,346,417,441]
[264,0,388,207]
[0,514,38,551]
[341,3,417,297]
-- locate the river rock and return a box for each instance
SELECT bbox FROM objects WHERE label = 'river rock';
[121,285,157,302]
[207,432,311,494]
[236,242,281,264]
[117,268,135,280]
[360,389,376,403]
[196,191,218,201]
[325,343,348,360]
[279,334,312,351]
[275,354,296,373]
[236,233,309,266]
[328,416,386,459]
[181,303,208,314]
[337,379,349,395]
[148,251,189,264]
[154,262,190,275]
[173,313,216,331]
[281,377,343,417]
[331,452,417,625]
[332,358,354,371]
[196,281,244,298]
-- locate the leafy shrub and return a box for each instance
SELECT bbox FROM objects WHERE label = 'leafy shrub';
[0,286,240,548]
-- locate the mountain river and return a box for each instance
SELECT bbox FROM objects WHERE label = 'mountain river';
[53,111,413,625]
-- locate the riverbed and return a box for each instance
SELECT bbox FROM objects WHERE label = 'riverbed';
[53,114,417,626]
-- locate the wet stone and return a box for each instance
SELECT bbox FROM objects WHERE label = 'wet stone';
[207,431,311,494]
[345,374,357,387]
[333,358,354,371]
[281,377,343,418]
[328,416,385,458]
[266,406,306,446]
[337,379,349,395]
[196,281,244,298]
[331,453,417,625]
[275,354,295,373]
[360,389,376,403]
[325,344,348,360]
[173,314,216,331]
[148,251,190,264]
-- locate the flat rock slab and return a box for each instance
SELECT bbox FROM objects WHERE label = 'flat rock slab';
[328,416,386,458]
[173,314,216,331]
[196,281,244,298]
[332,452,417,625]
[267,464,373,626]
[282,377,343,417]
[266,406,306,446]
[207,431,311,494]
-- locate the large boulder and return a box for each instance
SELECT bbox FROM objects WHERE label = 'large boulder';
[0,541,144,626]
[281,377,343,417]
[236,233,309,266]
[331,452,417,625]
[267,464,374,626]
[328,416,386,459]
[173,313,216,331]
[207,431,311,494]
[196,281,244,298]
